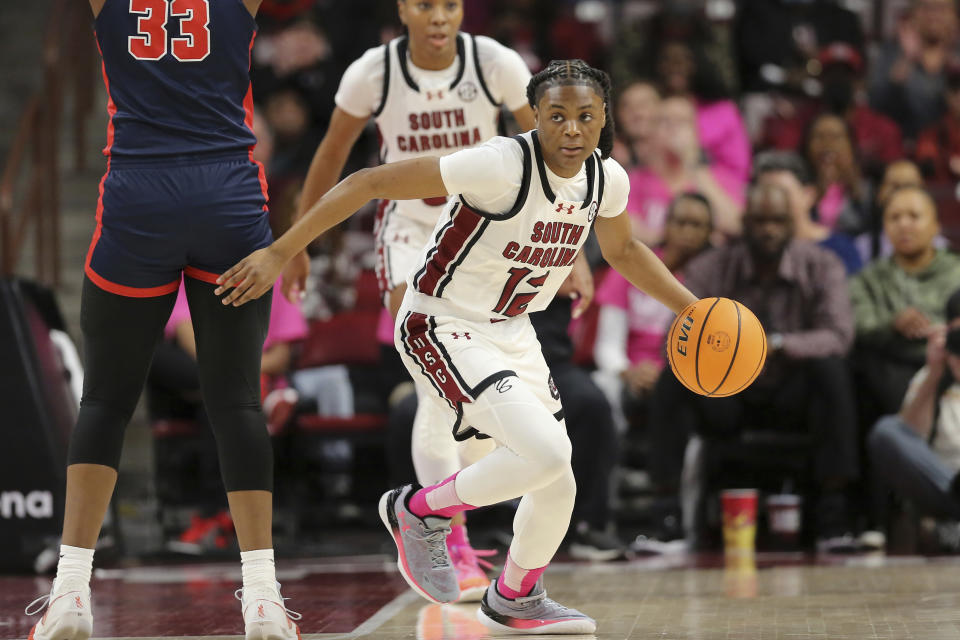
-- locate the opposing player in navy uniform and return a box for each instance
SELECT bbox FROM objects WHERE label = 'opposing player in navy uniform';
[217,59,699,634]
[24,2,300,639]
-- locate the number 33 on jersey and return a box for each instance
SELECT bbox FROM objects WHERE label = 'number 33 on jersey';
[94,0,260,158]
[128,0,211,61]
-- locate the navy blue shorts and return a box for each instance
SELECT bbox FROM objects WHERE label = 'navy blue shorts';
[85,152,273,297]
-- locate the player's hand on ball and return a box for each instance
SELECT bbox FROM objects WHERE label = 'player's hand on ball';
[215,245,286,306]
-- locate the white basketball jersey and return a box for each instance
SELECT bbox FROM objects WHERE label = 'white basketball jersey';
[409,131,606,320]
[374,34,503,225]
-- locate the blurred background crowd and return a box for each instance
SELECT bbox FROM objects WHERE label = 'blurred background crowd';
[19,0,960,566]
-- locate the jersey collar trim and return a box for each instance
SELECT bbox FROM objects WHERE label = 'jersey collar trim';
[396,34,467,93]
[531,132,601,208]
[531,131,556,203]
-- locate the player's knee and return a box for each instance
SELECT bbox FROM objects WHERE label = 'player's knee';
[553,466,577,505]
[531,433,573,481]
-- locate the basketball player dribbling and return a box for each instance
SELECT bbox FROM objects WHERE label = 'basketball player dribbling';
[218,60,699,634]
[24,2,300,639]
[283,0,580,601]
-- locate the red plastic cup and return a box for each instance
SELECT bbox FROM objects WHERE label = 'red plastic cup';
[721,489,758,553]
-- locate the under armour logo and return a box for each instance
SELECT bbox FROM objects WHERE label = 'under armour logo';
[495,378,513,393]
[258,604,265,618]
[426,90,445,100]
[451,332,471,340]
[555,203,575,215]
[75,596,83,609]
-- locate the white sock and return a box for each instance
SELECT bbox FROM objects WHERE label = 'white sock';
[240,548,277,597]
[53,544,94,592]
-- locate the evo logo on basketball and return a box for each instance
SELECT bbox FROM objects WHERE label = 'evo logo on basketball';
[0,490,53,519]
[675,314,695,356]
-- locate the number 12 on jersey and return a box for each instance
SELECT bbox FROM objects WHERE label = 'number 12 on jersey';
[129,0,210,62]
[492,267,549,317]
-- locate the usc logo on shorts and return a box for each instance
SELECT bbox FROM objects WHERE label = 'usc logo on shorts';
[548,374,560,400]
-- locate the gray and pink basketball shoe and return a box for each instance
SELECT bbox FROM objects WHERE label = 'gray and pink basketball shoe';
[378,484,459,603]
[478,578,597,635]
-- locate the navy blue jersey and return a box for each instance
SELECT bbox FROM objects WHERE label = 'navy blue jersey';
[94,0,258,159]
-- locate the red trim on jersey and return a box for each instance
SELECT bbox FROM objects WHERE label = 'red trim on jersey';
[243,32,269,208]
[96,39,117,157]
[415,205,483,295]
[373,199,391,300]
[184,266,220,284]
[403,312,471,405]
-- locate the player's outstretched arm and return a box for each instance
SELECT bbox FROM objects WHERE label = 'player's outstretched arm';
[216,157,448,306]
[594,210,698,314]
[280,107,369,302]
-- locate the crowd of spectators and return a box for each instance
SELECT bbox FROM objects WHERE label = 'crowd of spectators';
[146,0,960,557]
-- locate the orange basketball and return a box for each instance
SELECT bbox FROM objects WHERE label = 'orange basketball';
[667,297,767,397]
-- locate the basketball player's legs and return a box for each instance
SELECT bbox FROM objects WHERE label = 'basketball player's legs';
[454,382,577,567]
[185,157,299,639]
[65,278,178,547]
[381,215,459,484]
[26,278,177,640]
[183,277,273,549]
[379,212,494,591]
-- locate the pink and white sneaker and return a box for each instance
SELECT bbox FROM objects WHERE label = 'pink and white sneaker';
[449,544,496,602]
[237,584,302,640]
[26,582,93,640]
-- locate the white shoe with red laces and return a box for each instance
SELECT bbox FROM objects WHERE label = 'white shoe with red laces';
[237,583,302,640]
[25,582,93,640]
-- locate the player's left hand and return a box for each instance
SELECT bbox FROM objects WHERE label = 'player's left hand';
[559,252,594,319]
[215,245,287,306]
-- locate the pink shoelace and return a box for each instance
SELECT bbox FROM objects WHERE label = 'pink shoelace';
[450,545,497,571]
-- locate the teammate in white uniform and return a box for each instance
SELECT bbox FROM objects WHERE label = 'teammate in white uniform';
[217,60,698,634]
[280,0,540,600]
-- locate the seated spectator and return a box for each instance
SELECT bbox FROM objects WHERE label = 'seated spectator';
[868,289,960,543]
[611,80,661,170]
[647,183,859,551]
[627,96,744,245]
[754,150,863,273]
[869,0,960,139]
[850,186,960,421]
[593,193,713,431]
[650,36,751,184]
[864,159,927,260]
[915,64,960,183]
[761,43,903,180]
[262,85,324,181]
[802,112,873,236]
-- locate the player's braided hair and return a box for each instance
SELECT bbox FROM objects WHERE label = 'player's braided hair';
[526,59,615,160]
